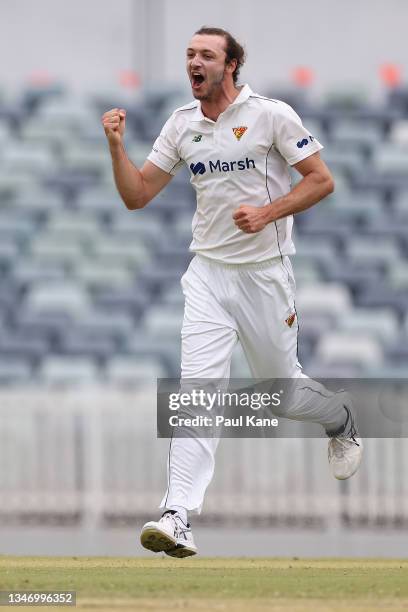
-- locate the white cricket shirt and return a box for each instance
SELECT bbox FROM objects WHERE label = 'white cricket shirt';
[147,84,323,264]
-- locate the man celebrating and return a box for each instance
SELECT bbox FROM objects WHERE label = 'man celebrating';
[102,26,363,558]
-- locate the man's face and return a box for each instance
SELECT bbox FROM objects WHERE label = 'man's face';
[186,34,231,100]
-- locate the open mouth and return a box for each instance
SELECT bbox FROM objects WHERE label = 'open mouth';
[191,72,205,88]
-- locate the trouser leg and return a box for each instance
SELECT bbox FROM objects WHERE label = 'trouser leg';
[235,256,348,432]
[160,257,238,515]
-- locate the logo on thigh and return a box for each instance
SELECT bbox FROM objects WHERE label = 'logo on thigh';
[285,312,296,327]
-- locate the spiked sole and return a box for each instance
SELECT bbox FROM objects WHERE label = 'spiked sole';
[165,544,197,558]
[140,525,177,553]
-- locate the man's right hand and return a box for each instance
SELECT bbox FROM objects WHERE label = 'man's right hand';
[102,108,126,146]
[102,107,173,210]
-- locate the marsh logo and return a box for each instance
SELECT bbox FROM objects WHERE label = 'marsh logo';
[297,135,315,149]
[190,157,256,176]
[190,162,206,175]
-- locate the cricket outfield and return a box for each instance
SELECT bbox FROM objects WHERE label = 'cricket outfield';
[0,557,407,611]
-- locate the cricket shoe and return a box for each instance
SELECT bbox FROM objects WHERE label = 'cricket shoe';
[328,406,363,480]
[140,511,197,558]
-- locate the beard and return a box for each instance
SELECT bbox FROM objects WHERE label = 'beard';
[193,68,226,101]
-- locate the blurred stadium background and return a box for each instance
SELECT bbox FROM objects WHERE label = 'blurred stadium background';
[0,0,408,556]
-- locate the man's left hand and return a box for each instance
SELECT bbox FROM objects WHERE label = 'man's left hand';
[232,204,271,234]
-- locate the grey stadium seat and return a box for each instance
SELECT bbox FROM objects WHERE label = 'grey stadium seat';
[73,261,134,290]
[141,306,184,340]
[38,356,100,385]
[12,260,67,288]
[91,236,151,267]
[0,333,49,364]
[92,287,149,320]
[315,332,384,368]
[125,331,180,377]
[105,356,168,385]
[356,285,408,318]
[372,144,408,176]
[24,283,91,317]
[57,332,116,361]
[13,310,73,343]
[69,312,135,345]
[329,120,383,152]
[345,237,401,266]
[295,283,352,317]
[389,119,408,146]
[0,358,32,385]
[136,264,184,297]
[336,309,399,346]
[2,143,56,174]
[28,234,86,266]
[109,214,164,244]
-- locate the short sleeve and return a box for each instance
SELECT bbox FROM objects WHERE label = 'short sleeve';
[147,114,184,175]
[273,102,323,166]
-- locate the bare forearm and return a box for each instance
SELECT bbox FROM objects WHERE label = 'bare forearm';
[233,154,334,234]
[264,171,334,223]
[109,142,146,210]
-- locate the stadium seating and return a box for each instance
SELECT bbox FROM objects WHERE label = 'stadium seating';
[106,356,168,384]
[316,332,383,368]
[0,358,32,384]
[0,83,407,384]
[24,283,91,316]
[336,309,399,345]
[296,284,352,316]
[390,119,408,145]
[38,356,100,385]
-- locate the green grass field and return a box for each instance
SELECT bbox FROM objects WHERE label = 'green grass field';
[0,557,407,611]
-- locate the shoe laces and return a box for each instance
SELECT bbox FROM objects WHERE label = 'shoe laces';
[174,516,192,540]
[330,430,360,459]
[161,512,191,539]
[330,406,360,454]
[160,512,178,525]
[345,414,359,443]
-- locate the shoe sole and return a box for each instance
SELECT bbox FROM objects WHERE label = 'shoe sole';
[330,440,363,480]
[165,544,197,558]
[140,526,177,553]
[333,457,362,480]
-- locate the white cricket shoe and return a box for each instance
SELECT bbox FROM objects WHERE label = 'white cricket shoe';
[140,512,197,558]
[328,435,363,480]
[328,406,363,480]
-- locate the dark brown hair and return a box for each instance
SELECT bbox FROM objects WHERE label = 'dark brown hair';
[194,26,246,84]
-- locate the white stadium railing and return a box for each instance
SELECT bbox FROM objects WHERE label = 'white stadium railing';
[0,387,407,528]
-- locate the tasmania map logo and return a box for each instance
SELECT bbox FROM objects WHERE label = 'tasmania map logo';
[285,312,296,327]
[232,126,248,141]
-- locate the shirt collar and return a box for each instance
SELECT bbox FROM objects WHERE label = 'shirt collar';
[190,84,253,122]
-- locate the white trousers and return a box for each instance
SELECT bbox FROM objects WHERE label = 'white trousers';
[159,254,347,515]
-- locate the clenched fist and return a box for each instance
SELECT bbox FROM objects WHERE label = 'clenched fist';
[101,108,126,146]
[232,204,271,233]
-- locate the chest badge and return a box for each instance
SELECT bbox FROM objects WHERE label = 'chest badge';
[192,134,203,142]
[232,126,248,141]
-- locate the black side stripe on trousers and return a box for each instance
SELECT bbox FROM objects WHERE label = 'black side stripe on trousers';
[265,143,302,372]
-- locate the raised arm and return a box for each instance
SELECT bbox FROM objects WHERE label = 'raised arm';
[102,108,173,210]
